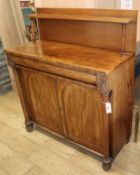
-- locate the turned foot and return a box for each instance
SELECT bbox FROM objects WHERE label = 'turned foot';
[102,158,112,171]
[25,121,34,132]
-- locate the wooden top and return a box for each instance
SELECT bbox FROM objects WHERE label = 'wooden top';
[6,41,134,75]
[29,14,136,24]
[29,8,137,24]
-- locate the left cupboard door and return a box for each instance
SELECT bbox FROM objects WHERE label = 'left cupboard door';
[17,67,64,135]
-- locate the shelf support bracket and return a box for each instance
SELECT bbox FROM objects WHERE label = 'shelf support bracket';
[121,23,127,56]
[96,72,109,100]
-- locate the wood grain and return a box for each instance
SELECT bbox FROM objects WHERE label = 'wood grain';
[108,56,135,157]
[6,40,134,75]
[30,13,136,23]
[57,78,104,154]
[17,68,64,135]
[32,8,137,53]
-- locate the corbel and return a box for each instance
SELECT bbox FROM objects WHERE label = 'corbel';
[7,56,16,69]
[96,72,110,102]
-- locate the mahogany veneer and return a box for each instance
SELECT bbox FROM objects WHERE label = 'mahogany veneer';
[5,8,137,171]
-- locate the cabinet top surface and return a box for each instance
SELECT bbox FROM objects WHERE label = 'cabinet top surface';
[6,40,133,74]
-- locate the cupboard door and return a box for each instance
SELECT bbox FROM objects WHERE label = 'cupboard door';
[17,67,63,135]
[59,80,105,154]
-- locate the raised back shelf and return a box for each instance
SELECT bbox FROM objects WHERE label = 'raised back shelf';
[30,8,137,54]
[31,8,137,23]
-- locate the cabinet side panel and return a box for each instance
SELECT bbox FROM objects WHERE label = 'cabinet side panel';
[108,57,134,157]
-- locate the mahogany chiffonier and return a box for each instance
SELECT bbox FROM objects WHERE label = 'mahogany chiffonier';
[5,8,137,170]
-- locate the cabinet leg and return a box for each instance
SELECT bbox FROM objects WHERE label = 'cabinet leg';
[102,158,112,171]
[25,121,34,132]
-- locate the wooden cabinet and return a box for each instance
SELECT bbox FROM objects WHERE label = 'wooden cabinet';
[5,8,137,171]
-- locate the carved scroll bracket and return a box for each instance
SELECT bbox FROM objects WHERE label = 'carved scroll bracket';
[97,73,110,102]
[7,56,16,69]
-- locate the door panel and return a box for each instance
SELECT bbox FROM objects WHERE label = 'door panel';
[60,80,105,154]
[18,68,63,135]
[17,66,105,154]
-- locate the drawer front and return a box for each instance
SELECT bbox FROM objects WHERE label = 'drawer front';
[11,56,97,85]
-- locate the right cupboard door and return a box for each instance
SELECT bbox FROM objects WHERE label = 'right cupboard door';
[58,79,105,154]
